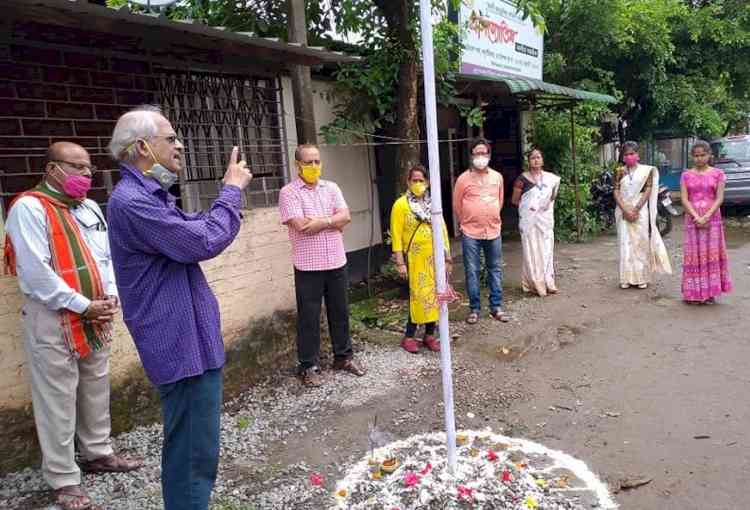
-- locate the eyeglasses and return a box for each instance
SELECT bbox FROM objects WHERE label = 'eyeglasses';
[151,135,180,145]
[53,160,97,173]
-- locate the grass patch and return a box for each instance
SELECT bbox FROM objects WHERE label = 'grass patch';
[350,289,406,330]
[237,416,252,431]
[210,498,258,510]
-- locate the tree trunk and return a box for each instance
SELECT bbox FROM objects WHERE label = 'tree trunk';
[374,0,421,190]
[396,57,421,187]
[287,0,317,145]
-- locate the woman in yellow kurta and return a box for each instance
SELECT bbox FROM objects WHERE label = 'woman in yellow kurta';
[391,165,451,354]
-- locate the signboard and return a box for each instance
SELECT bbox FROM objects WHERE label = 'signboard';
[458,0,544,81]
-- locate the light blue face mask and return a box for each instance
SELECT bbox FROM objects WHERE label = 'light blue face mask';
[140,140,178,191]
[147,163,178,191]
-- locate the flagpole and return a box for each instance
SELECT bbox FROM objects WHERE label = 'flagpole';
[418,0,457,472]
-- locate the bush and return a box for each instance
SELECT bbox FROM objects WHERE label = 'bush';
[529,105,608,241]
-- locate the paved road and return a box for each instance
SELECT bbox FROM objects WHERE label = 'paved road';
[464,217,750,510]
[255,215,749,509]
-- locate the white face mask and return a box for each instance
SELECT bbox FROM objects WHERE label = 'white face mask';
[472,156,490,170]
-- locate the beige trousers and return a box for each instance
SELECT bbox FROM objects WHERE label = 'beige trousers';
[21,299,113,490]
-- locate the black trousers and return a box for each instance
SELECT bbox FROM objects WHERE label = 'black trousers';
[294,266,353,370]
[405,319,436,338]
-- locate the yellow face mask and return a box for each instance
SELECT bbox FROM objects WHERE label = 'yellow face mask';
[409,182,427,197]
[298,162,322,184]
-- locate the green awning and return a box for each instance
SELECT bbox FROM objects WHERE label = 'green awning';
[458,73,617,104]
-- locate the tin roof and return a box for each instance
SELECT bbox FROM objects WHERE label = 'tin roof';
[6,0,361,67]
[459,73,617,105]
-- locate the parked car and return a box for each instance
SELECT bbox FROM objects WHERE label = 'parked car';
[710,135,750,206]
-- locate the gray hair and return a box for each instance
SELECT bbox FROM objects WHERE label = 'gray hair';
[108,104,163,161]
[294,143,319,161]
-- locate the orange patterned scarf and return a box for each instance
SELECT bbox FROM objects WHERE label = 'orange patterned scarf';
[4,185,112,358]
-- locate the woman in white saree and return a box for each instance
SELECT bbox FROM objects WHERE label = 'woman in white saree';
[613,141,672,289]
[512,148,561,296]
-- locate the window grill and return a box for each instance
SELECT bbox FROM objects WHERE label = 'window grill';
[154,68,288,212]
[0,39,288,219]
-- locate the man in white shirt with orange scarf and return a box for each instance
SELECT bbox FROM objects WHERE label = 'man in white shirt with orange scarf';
[4,142,141,510]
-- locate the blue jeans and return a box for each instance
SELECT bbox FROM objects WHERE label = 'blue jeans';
[461,234,503,313]
[158,368,223,510]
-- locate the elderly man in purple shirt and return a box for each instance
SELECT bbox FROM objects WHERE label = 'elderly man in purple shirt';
[106,105,252,510]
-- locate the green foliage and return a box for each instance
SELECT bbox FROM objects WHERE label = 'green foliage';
[319,0,473,144]
[458,105,486,129]
[110,0,750,141]
[319,42,402,144]
[210,499,257,510]
[108,0,537,144]
[541,0,750,139]
[236,416,251,430]
[530,106,607,240]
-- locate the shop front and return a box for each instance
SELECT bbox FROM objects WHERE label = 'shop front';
[442,0,617,239]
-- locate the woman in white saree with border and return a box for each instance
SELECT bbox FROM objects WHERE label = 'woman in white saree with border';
[512,149,561,296]
[613,141,672,289]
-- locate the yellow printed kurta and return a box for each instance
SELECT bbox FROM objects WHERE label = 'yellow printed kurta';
[390,195,450,324]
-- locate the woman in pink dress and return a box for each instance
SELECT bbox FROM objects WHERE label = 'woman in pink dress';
[680,140,732,303]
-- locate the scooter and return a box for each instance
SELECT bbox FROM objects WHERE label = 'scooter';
[590,169,616,230]
[656,185,679,236]
[590,170,678,236]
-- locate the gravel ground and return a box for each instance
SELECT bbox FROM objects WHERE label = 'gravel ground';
[0,343,442,510]
[0,230,686,510]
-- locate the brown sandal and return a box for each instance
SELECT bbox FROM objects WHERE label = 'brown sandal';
[54,485,97,510]
[466,312,479,324]
[299,366,323,387]
[79,453,143,474]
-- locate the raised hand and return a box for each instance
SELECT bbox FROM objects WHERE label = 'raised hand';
[223,146,253,190]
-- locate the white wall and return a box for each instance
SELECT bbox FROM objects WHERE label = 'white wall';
[280,76,382,253]
[0,209,295,409]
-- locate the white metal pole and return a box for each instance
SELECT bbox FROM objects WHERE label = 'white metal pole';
[418,0,457,472]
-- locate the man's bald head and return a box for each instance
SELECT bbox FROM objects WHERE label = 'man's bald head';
[46,142,89,166]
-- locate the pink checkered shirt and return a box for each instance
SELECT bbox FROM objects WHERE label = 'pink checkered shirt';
[279,178,348,271]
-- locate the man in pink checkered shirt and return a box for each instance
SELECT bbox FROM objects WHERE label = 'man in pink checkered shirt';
[279,144,367,387]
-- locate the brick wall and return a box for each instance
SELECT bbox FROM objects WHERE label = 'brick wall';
[0,38,161,213]
[0,32,287,216]
[0,207,296,409]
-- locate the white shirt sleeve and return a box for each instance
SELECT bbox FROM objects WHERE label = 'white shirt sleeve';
[5,197,91,313]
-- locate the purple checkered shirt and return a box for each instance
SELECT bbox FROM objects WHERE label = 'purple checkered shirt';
[107,163,242,386]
